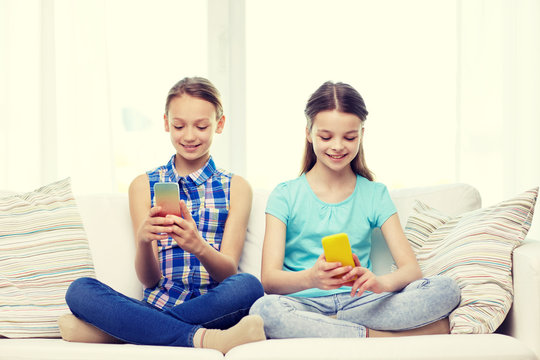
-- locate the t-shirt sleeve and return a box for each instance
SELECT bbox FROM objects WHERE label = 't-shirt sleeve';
[265,182,290,225]
[372,183,397,228]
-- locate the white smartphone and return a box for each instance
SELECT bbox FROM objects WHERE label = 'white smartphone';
[153,182,181,217]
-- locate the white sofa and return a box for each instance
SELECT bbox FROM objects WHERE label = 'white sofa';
[2,183,539,360]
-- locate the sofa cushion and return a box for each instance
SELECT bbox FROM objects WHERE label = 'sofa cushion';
[225,334,536,360]
[404,187,538,334]
[0,178,96,338]
[0,338,224,360]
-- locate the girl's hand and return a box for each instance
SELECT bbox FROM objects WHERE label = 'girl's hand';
[136,206,174,245]
[309,254,353,290]
[168,200,206,255]
[343,254,389,297]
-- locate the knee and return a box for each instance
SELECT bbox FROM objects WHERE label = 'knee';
[249,295,287,337]
[249,294,280,320]
[443,277,461,307]
[234,273,265,302]
[432,276,461,309]
[65,277,99,311]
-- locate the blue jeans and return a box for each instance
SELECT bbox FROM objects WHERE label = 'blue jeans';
[249,276,460,338]
[65,273,264,347]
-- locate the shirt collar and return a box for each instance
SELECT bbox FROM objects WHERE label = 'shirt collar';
[167,155,217,186]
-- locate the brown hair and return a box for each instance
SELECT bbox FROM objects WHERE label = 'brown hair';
[301,81,374,181]
[165,77,223,119]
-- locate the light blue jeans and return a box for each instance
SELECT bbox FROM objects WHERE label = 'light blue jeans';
[249,276,460,338]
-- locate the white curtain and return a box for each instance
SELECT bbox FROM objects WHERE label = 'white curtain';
[1,0,45,191]
[0,0,208,194]
[0,0,113,194]
[458,0,540,238]
[1,0,539,237]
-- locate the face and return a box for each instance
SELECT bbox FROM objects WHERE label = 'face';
[307,110,364,173]
[164,94,225,165]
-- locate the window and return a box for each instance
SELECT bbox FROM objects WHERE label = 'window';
[105,0,208,192]
[245,0,457,190]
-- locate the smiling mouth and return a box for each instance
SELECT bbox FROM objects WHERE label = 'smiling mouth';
[182,144,200,151]
[327,153,346,159]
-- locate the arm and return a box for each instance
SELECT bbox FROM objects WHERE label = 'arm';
[377,213,422,289]
[168,175,252,282]
[129,174,174,288]
[344,213,422,296]
[261,214,351,295]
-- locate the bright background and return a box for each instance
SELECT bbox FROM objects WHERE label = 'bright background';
[1,0,539,238]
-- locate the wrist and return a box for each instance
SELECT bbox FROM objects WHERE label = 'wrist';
[193,236,211,258]
[305,267,317,289]
[137,235,152,248]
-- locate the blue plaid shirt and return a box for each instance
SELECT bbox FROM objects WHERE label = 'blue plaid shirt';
[144,155,232,309]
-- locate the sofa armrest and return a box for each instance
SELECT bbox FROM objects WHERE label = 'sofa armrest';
[504,239,540,358]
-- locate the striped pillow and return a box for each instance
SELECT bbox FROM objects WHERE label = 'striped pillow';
[404,187,538,334]
[0,178,95,338]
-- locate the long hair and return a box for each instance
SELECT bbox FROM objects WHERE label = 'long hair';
[165,77,223,120]
[301,81,374,181]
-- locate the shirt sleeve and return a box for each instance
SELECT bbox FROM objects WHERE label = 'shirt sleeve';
[265,182,290,225]
[372,183,397,228]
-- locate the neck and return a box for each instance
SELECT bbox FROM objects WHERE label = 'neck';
[305,163,357,203]
[174,153,210,177]
[306,162,356,187]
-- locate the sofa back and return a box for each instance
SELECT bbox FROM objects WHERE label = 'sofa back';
[76,183,481,300]
[76,194,140,299]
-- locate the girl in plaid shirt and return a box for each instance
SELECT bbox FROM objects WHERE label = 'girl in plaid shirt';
[59,77,265,353]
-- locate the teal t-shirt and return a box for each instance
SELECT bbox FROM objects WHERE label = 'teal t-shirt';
[265,174,396,298]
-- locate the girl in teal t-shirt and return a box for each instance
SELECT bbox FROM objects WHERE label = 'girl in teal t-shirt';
[250,81,461,339]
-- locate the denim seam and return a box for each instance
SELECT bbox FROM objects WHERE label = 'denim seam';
[279,296,366,337]
[280,296,336,316]
[339,292,394,311]
[188,325,203,347]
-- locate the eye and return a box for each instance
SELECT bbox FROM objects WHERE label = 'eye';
[319,136,331,141]
[174,126,184,130]
[345,136,357,141]
[197,126,208,130]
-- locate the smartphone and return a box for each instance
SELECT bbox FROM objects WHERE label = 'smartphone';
[321,233,355,268]
[153,182,181,217]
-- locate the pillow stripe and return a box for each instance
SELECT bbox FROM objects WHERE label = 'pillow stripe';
[0,178,96,338]
[404,187,538,334]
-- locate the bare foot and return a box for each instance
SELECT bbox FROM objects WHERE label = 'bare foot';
[58,314,123,344]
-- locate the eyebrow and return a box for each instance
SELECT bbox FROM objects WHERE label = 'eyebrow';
[316,129,359,135]
[171,117,211,123]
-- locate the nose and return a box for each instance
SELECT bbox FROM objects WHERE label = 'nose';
[184,126,196,142]
[330,138,344,151]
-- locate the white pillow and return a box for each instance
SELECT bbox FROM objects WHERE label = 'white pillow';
[0,178,95,338]
[404,187,538,334]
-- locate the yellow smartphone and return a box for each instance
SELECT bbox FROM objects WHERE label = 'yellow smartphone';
[154,182,181,217]
[321,233,355,268]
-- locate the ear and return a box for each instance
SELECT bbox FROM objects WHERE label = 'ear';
[305,127,313,143]
[164,114,170,132]
[215,115,226,134]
